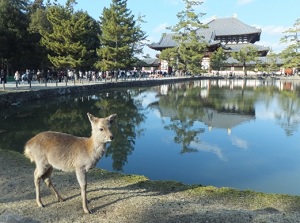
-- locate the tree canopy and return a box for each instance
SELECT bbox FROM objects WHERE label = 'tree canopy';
[1,0,299,77]
[96,0,147,72]
[165,0,208,75]
[40,0,100,70]
[280,18,300,69]
[231,45,258,75]
[0,0,147,74]
[0,0,31,70]
[210,47,228,72]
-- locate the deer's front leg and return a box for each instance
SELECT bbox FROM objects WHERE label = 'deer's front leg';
[76,168,91,214]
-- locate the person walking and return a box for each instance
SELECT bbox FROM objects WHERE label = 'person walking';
[14,71,20,88]
[0,69,5,84]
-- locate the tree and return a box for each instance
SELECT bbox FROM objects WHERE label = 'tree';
[210,47,227,74]
[0,0,31,73]
[167,0,207,75]
[266,50,280,74]
[28,0,50,34]
[280,18,300,71]
[28,0,52,70]
[96,0,147,73]
[231,45,258,75]
[159,47,178,73]
[40,0,100,70]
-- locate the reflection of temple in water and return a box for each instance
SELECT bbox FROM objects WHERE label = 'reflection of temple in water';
[202,108,255,134]
[152,80,260,134]
[156,105,255,135]
[157,79,300,97]
[152,99,255,135]
[152,79,300,134]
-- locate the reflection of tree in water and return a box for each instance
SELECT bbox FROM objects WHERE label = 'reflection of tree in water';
[153,81,258,153]
[93,90,146,171]
[208,86,255,115]
[32,89,146,171]
[46,109,89,136]
[254,86,300,136]
[165,119,205,154]
[274,91,300,136]
[1,98,90,153]
[0,88,145,170]
[155,83,206,154]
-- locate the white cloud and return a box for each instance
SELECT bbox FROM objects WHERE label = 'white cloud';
[260,25,288,35]
[230,136,248,150]
[153,23,169,33]
[257,25,290,53]
[237,0,255,5]
[259,40,287,53]
[256,109,275,120]
[190,141,227,161]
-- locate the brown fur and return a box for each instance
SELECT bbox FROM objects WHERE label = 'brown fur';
[24,113,117,214]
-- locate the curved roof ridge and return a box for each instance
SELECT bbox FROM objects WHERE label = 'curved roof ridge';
[206,17,261,36]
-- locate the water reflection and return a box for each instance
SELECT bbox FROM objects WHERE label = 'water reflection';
[154,79,300,136]
[0,89,147,172]
[1,79,300,195]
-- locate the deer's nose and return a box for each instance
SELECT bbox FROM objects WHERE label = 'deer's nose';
[110,136,114,141]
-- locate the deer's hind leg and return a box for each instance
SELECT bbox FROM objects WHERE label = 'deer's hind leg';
[34,166,46,208]
[34,164,63,208]
[41,166,64,202]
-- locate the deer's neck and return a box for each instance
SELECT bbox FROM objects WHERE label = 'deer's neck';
[88,133,104,149]
[85,136,106,170]
[88,134,106,154]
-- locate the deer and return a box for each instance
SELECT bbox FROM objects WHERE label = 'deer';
[24,113,117,214]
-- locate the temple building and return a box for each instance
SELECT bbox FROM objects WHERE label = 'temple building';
[148,16,270,73]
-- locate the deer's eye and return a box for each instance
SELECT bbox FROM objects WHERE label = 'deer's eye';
[99,128,104,131]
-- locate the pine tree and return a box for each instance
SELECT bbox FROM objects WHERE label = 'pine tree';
[210,47,228,73]
[160,47,179,73]
[40,0,100,70]
[96,0,147,72]
[266,50,280,74]
[28,0,52,70]
[280,18,300,71]
[167,0,208,75]
[0,0,30,72]
[231,45,258,75]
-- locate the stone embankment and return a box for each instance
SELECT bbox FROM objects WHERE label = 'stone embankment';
[0,77,202,108]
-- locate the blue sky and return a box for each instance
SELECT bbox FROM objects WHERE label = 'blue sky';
[55,0,299,57]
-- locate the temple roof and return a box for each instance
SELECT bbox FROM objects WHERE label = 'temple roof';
[148,17,262,51]
[135,58,160,67]
[206,17,261,36]
[224,43,270,56]
[148,30,220,50]
[226,56,283,65]
[150,33,178,49]
[141,58,160,66]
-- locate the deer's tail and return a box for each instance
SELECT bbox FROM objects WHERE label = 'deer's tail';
[24,144,35,163]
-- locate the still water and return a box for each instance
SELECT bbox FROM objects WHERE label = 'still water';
[1,78,300,195]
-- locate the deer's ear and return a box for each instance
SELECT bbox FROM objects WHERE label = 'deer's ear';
[107,114,117,123]
[87,113,96,122]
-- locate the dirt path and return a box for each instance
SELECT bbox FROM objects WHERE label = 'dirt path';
[1,149,300,223]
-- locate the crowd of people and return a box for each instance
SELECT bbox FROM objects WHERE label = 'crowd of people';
[0,68,179,89]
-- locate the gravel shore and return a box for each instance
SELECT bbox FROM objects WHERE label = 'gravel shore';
[1,149,300,223]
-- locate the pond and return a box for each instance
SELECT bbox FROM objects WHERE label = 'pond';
[1,78,300,196]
